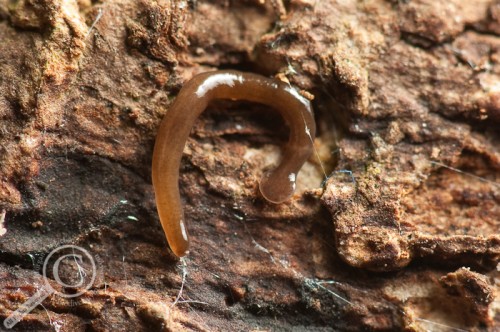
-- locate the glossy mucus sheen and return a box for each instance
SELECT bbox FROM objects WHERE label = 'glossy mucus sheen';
[152,70,316,257]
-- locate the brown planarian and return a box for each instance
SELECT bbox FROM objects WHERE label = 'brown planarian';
[152,70,316,257]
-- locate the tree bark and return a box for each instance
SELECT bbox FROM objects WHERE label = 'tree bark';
[0,0,498,331]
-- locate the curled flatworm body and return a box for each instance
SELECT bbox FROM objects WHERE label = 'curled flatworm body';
[152,70,316,257]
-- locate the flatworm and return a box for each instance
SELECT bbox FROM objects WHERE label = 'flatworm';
[152,70,316,257]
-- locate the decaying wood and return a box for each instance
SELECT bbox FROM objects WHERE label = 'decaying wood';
[0,0,498,331]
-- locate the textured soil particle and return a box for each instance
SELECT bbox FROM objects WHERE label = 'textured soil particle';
[440,267,494,326]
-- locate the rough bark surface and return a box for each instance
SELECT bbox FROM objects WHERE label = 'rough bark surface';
[0,0,499,331]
